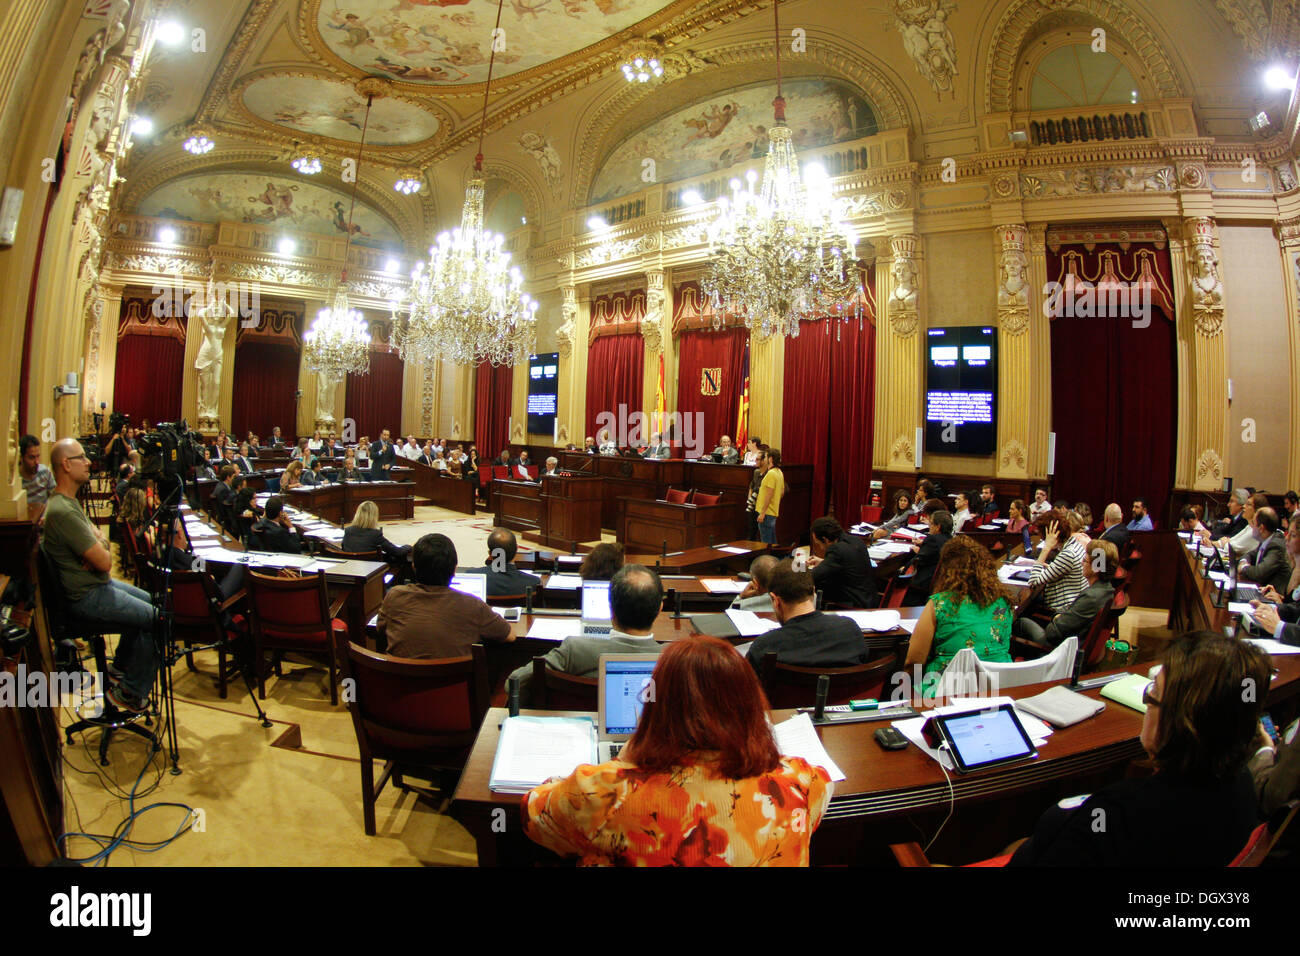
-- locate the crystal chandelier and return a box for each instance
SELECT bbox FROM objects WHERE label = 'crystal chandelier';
[292,149,321,175]
[620,39,663,83]
[394,169,423,195]
[183,126,214,155]
[399,0,536,368]
[701,1,861,339]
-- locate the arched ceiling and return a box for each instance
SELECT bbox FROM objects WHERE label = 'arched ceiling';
[115,0,1296,249]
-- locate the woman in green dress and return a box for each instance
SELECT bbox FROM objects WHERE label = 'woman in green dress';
[904,535,1013,698]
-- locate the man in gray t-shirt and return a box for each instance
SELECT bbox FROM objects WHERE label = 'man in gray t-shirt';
[19,434,55,519]
[43,438,157,712]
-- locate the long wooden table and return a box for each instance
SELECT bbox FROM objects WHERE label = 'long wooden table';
[285,480,415,524]
[409,460,477,515]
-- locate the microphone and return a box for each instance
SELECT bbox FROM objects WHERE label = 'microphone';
[815,588,824,611]
[661,540,667,560]
[673,589,683,619]
[507,675,521,717]
[524,584,533,616]
[813,675,830,723]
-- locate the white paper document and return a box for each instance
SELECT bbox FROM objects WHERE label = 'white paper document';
[700,578,747,594]
[724,609,780,637]
[829,609,903,632]
[489,716,598,793]
[1207,570,1232,584]
[542,573,583,591]
[772,712,846,781]
[1246,638,1300,655]
[525,617,582,641]
[717,545,750,555]
[897,618,919,634]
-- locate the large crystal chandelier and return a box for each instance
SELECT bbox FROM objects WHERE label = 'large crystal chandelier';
[302,84,382,377]
[701,1,862,339]
[398,0,536,368]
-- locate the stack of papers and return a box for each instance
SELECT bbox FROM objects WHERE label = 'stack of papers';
[893,528,925,542]
[525,617,582,641]
[772,713,846,781]
[725,609,780,637]
[489,716,597,793]
[700,578,746,594]
[1247,638,1300,655]
[998,565,1033,584]
[717,545,750,555]
[829,609,903,632]
[542,573,583,591]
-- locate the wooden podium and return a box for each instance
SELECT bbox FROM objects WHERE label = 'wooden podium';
[618,496,747,553]
[494,475,603,550]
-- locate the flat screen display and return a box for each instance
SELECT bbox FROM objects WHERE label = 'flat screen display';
[925,326,996,456]
[527,352,559,436]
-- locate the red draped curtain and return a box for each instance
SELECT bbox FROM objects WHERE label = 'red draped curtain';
[675,327,748,455]
[475,362,513,459]
[1046,232,1177,524]
[586,290,646,440]
[231,342,300,441]
[782,265,877,520]
[113,294,186,423]
[345,350,404,439]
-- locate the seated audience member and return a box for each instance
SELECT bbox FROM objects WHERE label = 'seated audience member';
[1028,509,1091,614]
[902,509,954,607]
[117,487,156,569]
[1098,502,1130,551]
[950,491,974,533]
[281,460,305,490]
[245,432,260,454]
[417,442,435,466]
[377,533,512,658]
[1222,493,1270,558]
[1074,502,1093,531]
[904,536,1013,694]
[211,464,237,511]
[355,438,370,465]
[510,564,664,705]
[1250,714,1300,861]
[1017,539,1117,648]
[342,500,411,564]
[251,496,302,554]
[524,634,831,866]
[306,459,331,485]
[116,462,136,499]
[1127,497,1154,531]
[712,435,740,463]
[979,484,999,518]
[542,456,561,476]
[643,433,670,459]
[1028,487,1052,520]
[598,429,618,455]
[447,451,463,479]
[743,436,762,467]
[732,554,780,611]
[432,451,448,472]
[431,437,445,457]
[1208,488,1250,541]
[582,436,596,454]
[808,516,878,608]
[464,446,480,477]
[1010,631,1270,866]
[291,437,309,462]
[579,542,625,581]
[405,436,422,461]
[1005,498,1029,534]
[233,443,256,474]
[460,528,541,597]
[746,560,868,670]
[1237,508,1290,592]
[307,430,324,453]
[19,434,55,520]
[231,475,261,524]
[1179,505,1208,535]
[872,479,935,539]
[269,426,284,447]
[339,450,364,482]
[1282,490,1299,532]
[43,438,157,713]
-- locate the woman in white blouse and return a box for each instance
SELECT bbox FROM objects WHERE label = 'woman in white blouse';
[743,437,761,467]
[307,429,324,453]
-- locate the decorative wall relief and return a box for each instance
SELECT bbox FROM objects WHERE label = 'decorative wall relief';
[996,224,1030,335]
[888,0,959,99]
[642,272,666,354]
[1186,218,1224,335]
[887,234,920,336]
[1021,165,1176,197]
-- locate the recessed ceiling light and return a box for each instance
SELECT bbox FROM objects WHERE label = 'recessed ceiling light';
[1265,65,1295,91]
[158,227,176,244]
[155,21,185,46]
[277,237,296,255]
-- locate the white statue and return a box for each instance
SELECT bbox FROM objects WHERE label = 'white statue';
[315,372,338,425]
[518,130,562,193]
[890,255,918,311]
[194,299,230,423]
[1191,245,1223,311]
[889,0,958,98]
[998,249,1029,308]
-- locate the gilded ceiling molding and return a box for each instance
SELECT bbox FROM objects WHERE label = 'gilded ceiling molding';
[983,0,1184,115]
[1212,1,1271,60]
[569,36,913,208]
[476,159,545,230]
[193,0,284,125]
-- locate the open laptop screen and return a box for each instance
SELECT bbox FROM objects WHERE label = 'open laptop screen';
[581,580,612,621]
[450,574,488,602]
[601,657,657,736]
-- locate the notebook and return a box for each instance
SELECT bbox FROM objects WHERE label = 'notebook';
[1016,685,1106,728]
[1099,673,1152,713]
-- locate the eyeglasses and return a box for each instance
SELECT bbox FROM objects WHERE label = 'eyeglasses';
[1141,683,1161,708]
[68,454,88,461]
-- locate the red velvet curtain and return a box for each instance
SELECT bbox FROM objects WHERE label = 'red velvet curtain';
[586,333,644,440]
[1047,242,1177,524]
[345,350,404,439]
[781,316,876,521]
[675,327,747,454]
[474,362,513,458]
[113,334,185,424]
[231,341,300,441]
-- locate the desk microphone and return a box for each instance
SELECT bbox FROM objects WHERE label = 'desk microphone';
[524,585,533,616]
[507,676,521,717]
[708,535,714,548]
[813,676,830,723]
[1213,578,1226,608]
[672,589,683,619]
[815,588,824,611]
[661,540,667,560]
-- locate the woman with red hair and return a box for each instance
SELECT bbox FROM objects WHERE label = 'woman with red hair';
[522,636,832,866]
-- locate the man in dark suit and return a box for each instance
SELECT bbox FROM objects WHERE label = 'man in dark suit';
[459,528,541,597]
[211,464,237,512]
[1098,502,1130,551]
[1210,489,1250,540]
[1238,508,1290,592]
[369,429,396,479]
[508,564,664,705]
[746,560,868,670]
[1017,539,1118,647]
[808,516,878,608]
[233,442,256,474]
[903,509,953,607]
[250,496,302,554]
[269,426,285,447]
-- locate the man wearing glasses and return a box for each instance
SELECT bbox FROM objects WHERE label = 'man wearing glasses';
[42,438,157,713]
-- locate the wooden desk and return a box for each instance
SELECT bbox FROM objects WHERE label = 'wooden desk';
[618,496,746,552]
[409,461,476,515]
[539,475,604,551]
[494,479,543,535]
[623,540,776,574]
[287,481,415,524]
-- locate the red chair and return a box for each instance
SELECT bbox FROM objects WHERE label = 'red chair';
[334,633,490,835]
[169,566,245,699]
[524,465,539,480]
[860,505,884,523]
[1230,804,1298,866]
[758,653,895,708]
[1079,590,1130,671]
[478,465,494,486]
[879,569,915,609]
[665,487,690,504]
[246,569,348,704]
[692,491,721,506]
[531,657,599,711]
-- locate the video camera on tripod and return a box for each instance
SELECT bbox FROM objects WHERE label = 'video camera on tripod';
[137,420,206,504]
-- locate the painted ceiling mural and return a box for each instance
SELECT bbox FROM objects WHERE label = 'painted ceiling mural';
[590,79,878,204]
[315,0,664,84]
[241,75,441,144]
[135,173,403,248]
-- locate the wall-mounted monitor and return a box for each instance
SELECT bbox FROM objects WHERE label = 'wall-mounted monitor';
[925,326,997,456]
[526,352,559,436]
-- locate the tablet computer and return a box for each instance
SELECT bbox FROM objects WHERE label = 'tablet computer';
[922,704,1038,773]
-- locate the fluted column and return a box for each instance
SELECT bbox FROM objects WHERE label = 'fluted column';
[1276,217,1300,487]
[1173,216,1229,490]
[875,234,924,470]
[82,281,123,428]
[1025,224,1052,479]
[994,225,1031,479]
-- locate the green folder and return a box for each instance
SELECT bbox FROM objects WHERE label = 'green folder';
[1099,673,1152,713]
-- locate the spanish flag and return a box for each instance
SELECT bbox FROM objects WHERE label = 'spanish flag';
[735,339,750,448]
[653,352,666,438]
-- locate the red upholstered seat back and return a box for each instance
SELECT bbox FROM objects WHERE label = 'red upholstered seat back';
[354,662,474,742]
[665,487,689,504]
[492,466,509,479]
[693,491,721,506]
[248,571,331,646]
[478,465,494,485]
[860,505,883,523]
[170,571,215,623]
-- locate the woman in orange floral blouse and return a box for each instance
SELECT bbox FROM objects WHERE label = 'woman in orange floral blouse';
[522,635,833,866]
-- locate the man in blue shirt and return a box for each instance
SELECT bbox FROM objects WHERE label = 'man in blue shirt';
[1127,497,1154,531]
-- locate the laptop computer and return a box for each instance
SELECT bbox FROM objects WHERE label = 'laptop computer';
[450,573,488,602]
[596,654,658,761]
[580,580,613,636]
